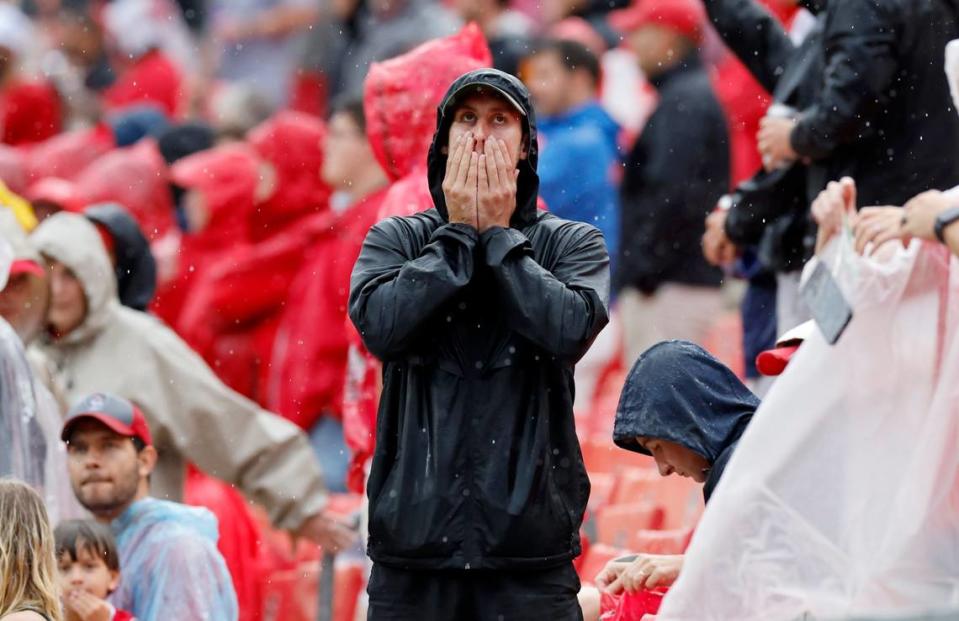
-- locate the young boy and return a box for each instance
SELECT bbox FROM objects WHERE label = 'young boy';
[54,520,136,621]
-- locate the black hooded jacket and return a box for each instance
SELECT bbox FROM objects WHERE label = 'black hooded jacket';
[84,203,157,311]
[349,69,610,571]
[613,340,759,502]
[617,54,729,294]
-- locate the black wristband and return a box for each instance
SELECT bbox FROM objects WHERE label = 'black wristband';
[934,206,959,243]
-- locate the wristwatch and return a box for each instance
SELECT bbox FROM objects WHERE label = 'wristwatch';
[934,205,959,243]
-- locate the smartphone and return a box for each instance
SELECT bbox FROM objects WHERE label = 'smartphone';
[800,261,853,345]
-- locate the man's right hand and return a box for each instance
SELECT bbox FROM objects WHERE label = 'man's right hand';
[298,511,356,554]
[702,209,738,266]
[442,133,479,228]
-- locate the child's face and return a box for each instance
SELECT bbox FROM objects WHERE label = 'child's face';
[57,546,119,599]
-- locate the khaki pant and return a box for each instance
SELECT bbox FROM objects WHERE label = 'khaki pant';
[619,284,724,368]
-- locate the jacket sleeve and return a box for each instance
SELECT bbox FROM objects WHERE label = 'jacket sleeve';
[701,0,795,93]
[348,217,477,360]
[480,223,610,363]
[790,1,900,160]
[146,324,328,531]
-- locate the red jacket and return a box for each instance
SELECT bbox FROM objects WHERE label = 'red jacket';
[103,50,183,118]
[0,79,62,146]
[265,187,389,429]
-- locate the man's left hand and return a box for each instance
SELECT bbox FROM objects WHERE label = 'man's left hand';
[702,209,738,266]
[901,190,953,241]
[477,138,518,233]
[758,116,799,171]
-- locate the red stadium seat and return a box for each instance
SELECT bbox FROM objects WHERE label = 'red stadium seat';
[595,502,664,548]
[630,528,694,555]
[578,543,630,584]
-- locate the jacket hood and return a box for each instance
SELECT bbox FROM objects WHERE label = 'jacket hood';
[74,140,174,242]
[247,111,332,240]
[363,24,492,183]
[427,68,540,227]
[115,497,219,546]
[170,143,260,247]
[24,125,115,184]
[84,203,157,311]
[30,212,118,345]
[613,340,759,465]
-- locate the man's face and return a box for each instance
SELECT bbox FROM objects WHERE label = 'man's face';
[47,259,88,338]
[638,436,711,483]
[628,25,686,78]
[524,51,573,118]
[65,420,145,518]
[447,91,527,168]
[322,111,377,191]
[0,271,50,344]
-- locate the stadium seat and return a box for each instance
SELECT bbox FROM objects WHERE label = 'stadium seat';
[630,527,694,555]
[595,502,664,548]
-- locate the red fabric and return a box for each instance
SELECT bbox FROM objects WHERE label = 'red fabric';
[184,466,266,621]
[710,53,771,187]
[112,610,135,621]
[600,588,668,620]
[73,139,174,241]
[266,187,390,429]
[363,23,492,183]
[26,177,85,213]
[152,143,260,329]
[0,79,62,146]
[174,213,335,399]
[288,69,328,119]
[756,344,800,376]
[609,0,706,42]
[247,111,332,241]
[102,50,183,118]
[0,144,25,193]
[342,321,380,494]
[23,124,115,184]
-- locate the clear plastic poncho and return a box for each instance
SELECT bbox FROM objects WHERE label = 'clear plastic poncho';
[0,235,80,523]
[657,234,959,620]
[110,497,239,621]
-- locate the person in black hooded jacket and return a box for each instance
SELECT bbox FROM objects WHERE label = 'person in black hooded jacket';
[591,339,759,598]
[349,68,610,620]
[84,203,157,311]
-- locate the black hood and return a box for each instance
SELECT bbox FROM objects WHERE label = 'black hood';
[84,203,157,311]
[613,340,759,465]
[798,0,827,14]
[427,68,540,228]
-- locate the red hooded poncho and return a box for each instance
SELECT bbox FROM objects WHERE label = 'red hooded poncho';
[22,125,115,184]
[175,114,334,399]
[151,143,260,330]
[246,111,332,241]
[73,139,174,241]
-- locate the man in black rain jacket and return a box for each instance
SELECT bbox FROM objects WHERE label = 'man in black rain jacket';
[349,68,610,620]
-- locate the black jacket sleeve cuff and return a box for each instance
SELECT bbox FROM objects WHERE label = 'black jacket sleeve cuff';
[480,227,529,266]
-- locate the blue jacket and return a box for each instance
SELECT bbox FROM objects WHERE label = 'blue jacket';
[537,101,621,262]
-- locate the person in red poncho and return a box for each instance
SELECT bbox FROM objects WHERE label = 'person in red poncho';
[264,98,389,492]
[0,4,62,146]
[151,143,263,330]
[100,1,185,118]
[174,112,333,399]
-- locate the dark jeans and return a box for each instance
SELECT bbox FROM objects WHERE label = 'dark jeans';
[367,562,583,621]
